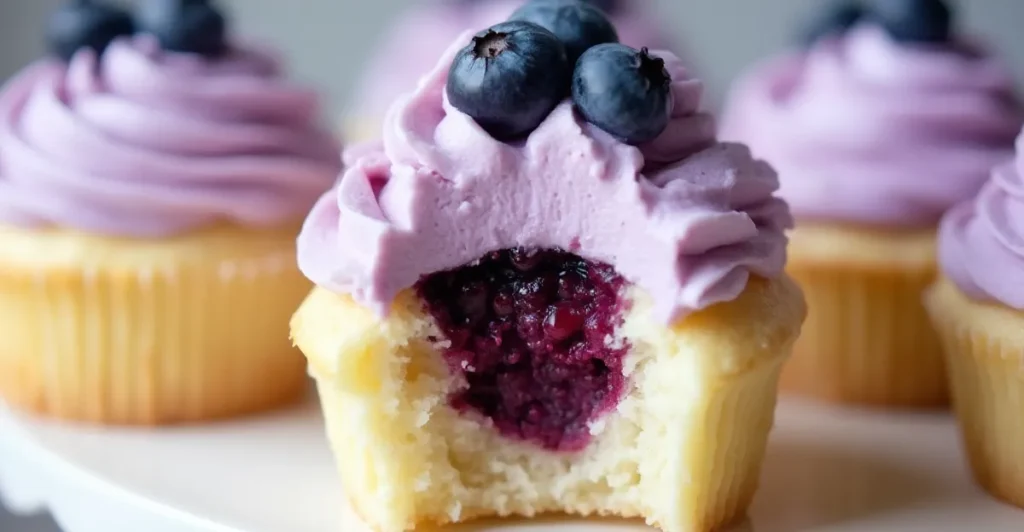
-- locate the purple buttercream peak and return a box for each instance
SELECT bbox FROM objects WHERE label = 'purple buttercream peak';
[0,35,341,237]
[298,39,790,325]
[721,24,1022,227]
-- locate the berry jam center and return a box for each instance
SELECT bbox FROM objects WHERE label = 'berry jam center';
[416,248,629,452]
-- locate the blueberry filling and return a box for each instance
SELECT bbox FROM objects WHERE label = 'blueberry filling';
[416,248,629,452]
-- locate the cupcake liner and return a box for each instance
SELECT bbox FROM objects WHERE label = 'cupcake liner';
[677,357,785,532]
[926,279,1024,508]
[782,223,946,407]
[0,225,311,425]
[293,276,805,532]
[782,263,945,406]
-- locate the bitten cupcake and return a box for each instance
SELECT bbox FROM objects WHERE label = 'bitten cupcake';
[926,127,1024,509]
[720,0,1023,407]
[343,0,681,142]
[0,0,340,424]
[292,7,804,532]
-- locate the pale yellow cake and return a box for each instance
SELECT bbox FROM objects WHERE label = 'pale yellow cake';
[926,277,1024,508]
[292,276,805,532]
[0,223,311,424]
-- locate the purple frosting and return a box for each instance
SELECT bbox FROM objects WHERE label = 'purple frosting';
[299,38,791,325]
[939,128,1024,309]
[0,36,341,236]
[721,25,1023,227]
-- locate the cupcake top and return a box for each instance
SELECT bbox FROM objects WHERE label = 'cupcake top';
[938,128,1024,309]
[720,0,1023,227]
[0,0,340,237]
[348,0,678,126]
[299,20,790,325]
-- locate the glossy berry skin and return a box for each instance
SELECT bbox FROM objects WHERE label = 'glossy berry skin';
[447,21,570,141]
[47,0,134,61]
[509,0,619,67]
[572,44,673,145]
[869,0,952,44]
[136,0,228,57]
[799,1,867,46]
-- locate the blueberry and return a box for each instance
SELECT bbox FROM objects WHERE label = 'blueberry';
[509,0,619,67]
[572,44,673,145]
[868,0,953,44]
[136,0,228,57]
[46,0,134,61]
[447,21,570,141]
[799,1,867,46]
[581,0,622,14]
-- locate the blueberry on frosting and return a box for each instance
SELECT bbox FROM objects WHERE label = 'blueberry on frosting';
[869,0,953,44]
[572,44,673,145]
[136,0,228,57]
[47,0,134,61]
[581,0,622,15]
[509,0,619,67]
[447,21,570,141]
[799,1,867,45]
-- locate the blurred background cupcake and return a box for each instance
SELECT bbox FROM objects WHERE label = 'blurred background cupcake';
[0,0,340,424]
[5,1,1024,531]
[926,125,1024,509]
[720,0,1024,408]
[341,0,685,142]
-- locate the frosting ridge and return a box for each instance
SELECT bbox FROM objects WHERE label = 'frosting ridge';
[939,129,1024,309]
[299,38,790,325]
[0,36,341,236]
[721,25,1022,226]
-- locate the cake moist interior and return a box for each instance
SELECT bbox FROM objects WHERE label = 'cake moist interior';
[416,248,629,452]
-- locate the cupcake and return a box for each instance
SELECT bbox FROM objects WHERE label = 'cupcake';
[292,9,804,532]
[926,127,1024,508]
[720,0,1023,407]
[0,0,341,424]
[343,0,681,142]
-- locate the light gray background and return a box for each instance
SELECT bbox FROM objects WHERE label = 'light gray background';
[1,1,1024,530]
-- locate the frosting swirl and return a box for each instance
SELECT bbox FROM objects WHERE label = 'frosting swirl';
[720,25,1022,227]
[349,0,678,125]
[938,129,1024,309]
[0,36,341,236]
[299,38,790,325]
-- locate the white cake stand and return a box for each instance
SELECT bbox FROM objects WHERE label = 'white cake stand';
[1,394,1022,532]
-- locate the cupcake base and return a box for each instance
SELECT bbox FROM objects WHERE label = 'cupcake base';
[782,222,946,407]
[0,224,311,425]
[926,278,1024,508]
[291,276,806,532]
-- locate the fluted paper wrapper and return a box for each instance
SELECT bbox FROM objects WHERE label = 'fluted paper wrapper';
[0,224,310,424]
[782,227,946,407]
[927,278,1024,509]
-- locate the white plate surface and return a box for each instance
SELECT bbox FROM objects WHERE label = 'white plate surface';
[1,396,1022,532]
